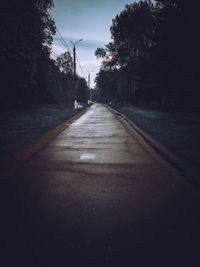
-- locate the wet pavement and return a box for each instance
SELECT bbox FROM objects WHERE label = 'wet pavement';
[1,103,200,267]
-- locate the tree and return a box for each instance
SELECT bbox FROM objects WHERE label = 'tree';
[110,0,154,68]
[95,48,106,59]
[95,1,156,104]
[0,0,56,107]
[0,0,90,108]
[55,52,73,74]
[154,0,199,107]
[95,0,198,108]
[77,78,90,103]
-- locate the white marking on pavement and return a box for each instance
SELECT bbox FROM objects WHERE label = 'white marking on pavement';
[80,154,95,160]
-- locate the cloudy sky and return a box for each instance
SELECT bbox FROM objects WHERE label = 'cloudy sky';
[50,0,136,87]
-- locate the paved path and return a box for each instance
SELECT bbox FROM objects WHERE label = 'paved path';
[1,104,200,267]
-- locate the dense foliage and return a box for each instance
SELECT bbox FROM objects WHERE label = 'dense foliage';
[0,0,89,109]
[95,0,198,109]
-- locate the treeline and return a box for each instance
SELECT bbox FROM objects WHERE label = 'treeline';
[95,0,198,109]
[0,0,89,110]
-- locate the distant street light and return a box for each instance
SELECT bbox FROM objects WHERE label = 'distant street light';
[87,70,93,104]
[70,39,83,109]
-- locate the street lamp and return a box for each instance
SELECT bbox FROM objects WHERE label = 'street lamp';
[70,39,83,109]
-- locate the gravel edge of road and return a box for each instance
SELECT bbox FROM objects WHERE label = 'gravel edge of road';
[106,105,200,191]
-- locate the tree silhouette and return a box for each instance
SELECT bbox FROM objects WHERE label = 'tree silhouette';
[55,52,73,74]
[0,0,89,108]
[95,0,198,109]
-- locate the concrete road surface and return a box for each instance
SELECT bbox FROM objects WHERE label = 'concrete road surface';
[1,103,200,267]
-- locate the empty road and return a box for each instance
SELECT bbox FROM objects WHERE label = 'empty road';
[1,103,200,267]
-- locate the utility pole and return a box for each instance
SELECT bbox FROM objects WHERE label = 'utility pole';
[70,39,83,109]
[87,70,93,104]
[73,46,77,108]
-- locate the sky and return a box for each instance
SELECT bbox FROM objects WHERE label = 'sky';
[50,0,136,87]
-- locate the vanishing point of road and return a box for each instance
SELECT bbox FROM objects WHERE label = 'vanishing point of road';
[1,103,200,267]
